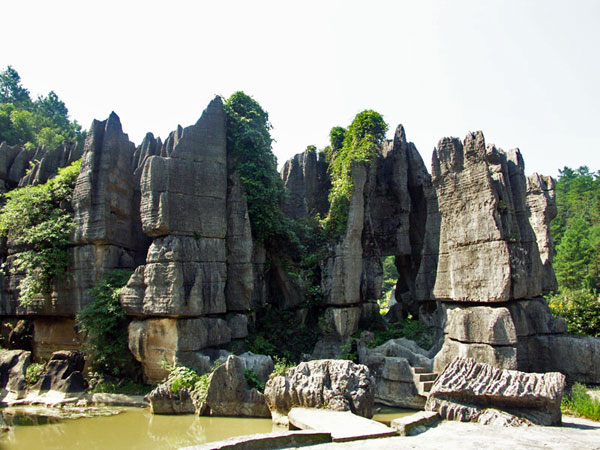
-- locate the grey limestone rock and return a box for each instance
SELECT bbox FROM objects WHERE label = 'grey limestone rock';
[264,359,375,423]
[204,354,270,417]
[0,349,31,397]
[140,97,227,238]
[429,132,556,303]
[72,112,138,249]
[426,357,565,426]
[147,383,196,414]
[32,350,88,393]
[128,318,232,383]
[281,148,331,220]
[358,335,431,409]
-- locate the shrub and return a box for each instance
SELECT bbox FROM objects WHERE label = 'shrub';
[25,362,45,386]
[562,383,600,421]
[160,361,222,403]
[245,304,321,363]
[271,356,295,379]
[76,270,136,377]
[0,159,81,306]
[548,289,600,337]
[243,368,265,392]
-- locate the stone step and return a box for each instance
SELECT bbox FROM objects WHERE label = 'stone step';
[390,411,440,436]
[417,373,438,382]
[288,407,397,442]
[412,367,429,374]
[422,381,435,392]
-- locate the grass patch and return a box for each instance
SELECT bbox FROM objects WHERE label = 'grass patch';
[562,383,600,421]
[25,362,45,386]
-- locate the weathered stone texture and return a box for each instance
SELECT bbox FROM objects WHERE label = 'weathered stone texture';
[128,318,231,383]
[281,149,331,220]
[32,350,88,393]
[429,132,556,303]
[426,357,565,426]
[264,359,375,423]
[32,318,82,361]
[0,349,31,396]
[204,355,270,417]
[72,112,137,248]
[225,171,254,312]
[358,335,432,409]
[140,98,227,237]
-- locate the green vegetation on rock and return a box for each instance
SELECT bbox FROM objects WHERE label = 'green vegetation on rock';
[25,362,45,386]
[323,110,387,237]
[246,303,321,363]
[76,270,136,377]
[243,368,265,392]
[0,66,83,149]
[223,91,285,243]
[549,166,600,337]
[0,159,81,306]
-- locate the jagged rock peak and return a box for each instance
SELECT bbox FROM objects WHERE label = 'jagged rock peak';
[393,124,407,145]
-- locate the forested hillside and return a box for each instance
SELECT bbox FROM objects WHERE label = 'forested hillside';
[549,166,600,336]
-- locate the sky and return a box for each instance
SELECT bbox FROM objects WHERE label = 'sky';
[2,0,599,177]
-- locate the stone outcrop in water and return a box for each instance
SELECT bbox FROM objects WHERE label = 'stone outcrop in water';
[204,354,271,417]
[264,359,375,425]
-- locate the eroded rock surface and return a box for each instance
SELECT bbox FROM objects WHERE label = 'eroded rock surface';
[204,354,270,417]
[264,359,375,424]
[426,357,565,426]
[32,351,88,393]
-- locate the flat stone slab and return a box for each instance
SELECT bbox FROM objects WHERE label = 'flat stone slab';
[90,393,148,407]
[288,407,397,442]
[179,430,331,450]
[390,411,440,436]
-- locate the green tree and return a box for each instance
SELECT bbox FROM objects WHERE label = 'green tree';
[554,217,595,290]
[0,66,82,149]
[0,66,31,107]
[329,126,346,151]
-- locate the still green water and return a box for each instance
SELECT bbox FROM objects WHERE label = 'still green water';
[0,407,280,450]
[0,406,415,450]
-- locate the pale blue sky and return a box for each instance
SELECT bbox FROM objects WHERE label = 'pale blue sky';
[3,0,599,177]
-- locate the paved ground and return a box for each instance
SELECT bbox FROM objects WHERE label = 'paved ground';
[298,415,600,450]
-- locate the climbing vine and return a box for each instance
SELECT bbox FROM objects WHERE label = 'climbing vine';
[0,159,81,306]
[223,91,285,243]
[322,110,387,237]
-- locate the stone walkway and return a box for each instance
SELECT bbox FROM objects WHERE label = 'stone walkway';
[298,416,600,450]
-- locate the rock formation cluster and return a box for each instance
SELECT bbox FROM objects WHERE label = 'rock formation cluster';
[0,96,599,392]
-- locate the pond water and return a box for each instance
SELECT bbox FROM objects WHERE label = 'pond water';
[0,406,415,450]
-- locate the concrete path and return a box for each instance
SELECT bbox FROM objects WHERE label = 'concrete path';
[288,408,397,442]
[300,415,600,450]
